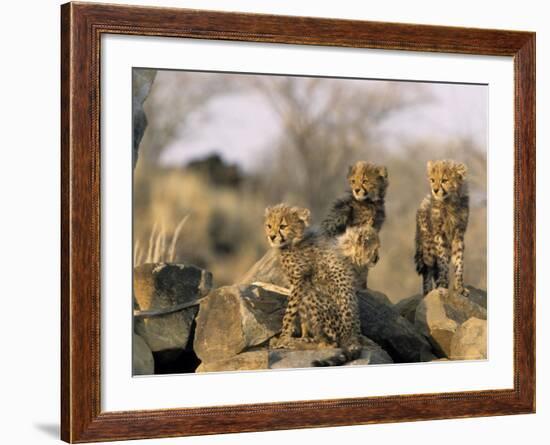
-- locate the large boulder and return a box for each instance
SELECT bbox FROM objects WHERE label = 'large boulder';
[133,263,212,352]
[415,288,487,357]
[395,286,486,325]
[358,290,436,363]
[193,283,288,364]
[394,294,423,324]
[450,317,487,360]
[132,334,154,375]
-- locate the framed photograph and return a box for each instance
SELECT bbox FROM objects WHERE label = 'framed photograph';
[61,2,535,442]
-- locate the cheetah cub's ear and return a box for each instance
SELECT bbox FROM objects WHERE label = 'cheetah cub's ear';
[346,164,356,179]
[264,206,273,217]
[454,162,467,180]
[291,207,311,226]
[377,166,388,179]
[426,160,434,173]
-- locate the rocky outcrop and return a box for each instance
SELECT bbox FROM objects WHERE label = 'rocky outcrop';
[133,252,487,374]
[358,290,436,363]
[450,317,487,360]
[193,280,399,371]
[193,283,288,364]
[133,263,212,352]
[415,288,487,358]
[133,334,154,375]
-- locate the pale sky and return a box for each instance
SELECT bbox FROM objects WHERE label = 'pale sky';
[159,75,487,171]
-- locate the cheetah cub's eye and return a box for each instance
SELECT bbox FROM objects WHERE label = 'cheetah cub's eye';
[266,224,272,229]
[280,224,287,229]
[442,178,448,183]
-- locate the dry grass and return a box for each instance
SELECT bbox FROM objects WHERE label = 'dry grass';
[133,163,267,286]
[133,139,487,301]
[133,215,188,267]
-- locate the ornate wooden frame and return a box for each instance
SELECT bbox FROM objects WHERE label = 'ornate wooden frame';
[61,2,535,442]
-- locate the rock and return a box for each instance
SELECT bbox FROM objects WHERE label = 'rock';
[269,345,393,369]
[197,342,392,372]
[196,350,269,373]
[358,290,436,363]
[133,334,154,375]
[132,69,156,168]
[193,283,288,364]
[367,289,393,307]
[239,249,290,288]
[415,288,487,357]
[465,286,487,309]
[394,294,423,324]
[450,317,487,360]
[133,263,212,352]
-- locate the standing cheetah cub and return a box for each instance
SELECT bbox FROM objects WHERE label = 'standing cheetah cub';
[321,161,388,288]
[415,160,469,296]
[265,203,363,366]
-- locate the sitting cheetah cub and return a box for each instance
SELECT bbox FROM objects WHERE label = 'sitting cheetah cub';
[321,161,388,288]
[265,203,363,366]
[415,160,469,297]
[338,225,380,290]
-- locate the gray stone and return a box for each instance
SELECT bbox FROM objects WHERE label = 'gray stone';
[358,290,436,363]
[132,69,156,168]
[193,283,288,364]
[269,345,393,369]
[466,286,487,309]
[132,334,154,375]
[133,263,212,352]
[394,294,423,324]
[415,287,487,357]
[450,317,487,360]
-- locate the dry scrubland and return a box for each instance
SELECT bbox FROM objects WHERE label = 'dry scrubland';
[133,71,486,302]
[133,141,486,301]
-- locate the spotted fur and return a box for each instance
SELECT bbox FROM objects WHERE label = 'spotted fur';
[321,161,387,289]
[415,160,470,296]
[338,225,380,290]
[265,203,362,366]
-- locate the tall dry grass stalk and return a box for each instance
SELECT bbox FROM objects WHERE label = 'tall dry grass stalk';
[133,215,189,267]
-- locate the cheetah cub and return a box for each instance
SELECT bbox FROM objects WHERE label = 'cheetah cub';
[265,203,363,366]
[321,161,388,288]
[415,160,469,297]
[338,225,380,290]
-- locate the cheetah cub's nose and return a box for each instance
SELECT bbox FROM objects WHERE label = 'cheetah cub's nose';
[270,235,276,241]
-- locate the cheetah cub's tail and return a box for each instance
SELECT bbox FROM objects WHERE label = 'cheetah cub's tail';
[311,342,362,367]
